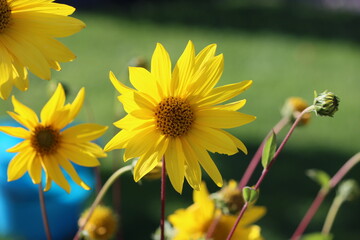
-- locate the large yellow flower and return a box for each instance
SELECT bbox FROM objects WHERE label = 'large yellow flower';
[0,84,107,192]
[0,0,85,99]
[168,182,266,240]
[105,41,255,193]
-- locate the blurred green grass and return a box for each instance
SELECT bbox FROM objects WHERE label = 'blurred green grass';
[1,9,360,239]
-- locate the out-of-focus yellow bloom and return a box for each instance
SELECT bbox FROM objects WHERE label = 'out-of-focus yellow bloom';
[79,205,118,240]
[0,0,85,99]
[281,97,311,125]
[168,182,266,240]
[0,83,107,192]
[105,41,255,193]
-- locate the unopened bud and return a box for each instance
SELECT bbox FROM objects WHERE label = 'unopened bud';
[313,90,339,117]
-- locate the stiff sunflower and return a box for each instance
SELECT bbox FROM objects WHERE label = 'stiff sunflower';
[0,0,85,99]
[168,182,266,240]
[0,83,107,192]
[105,41,255,193]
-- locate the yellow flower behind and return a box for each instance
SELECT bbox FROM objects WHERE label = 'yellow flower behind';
[0,83,107,192]
[0,0,85,99]
[105,41,255,193]
[168,182,266,240]
[79,205,118,240]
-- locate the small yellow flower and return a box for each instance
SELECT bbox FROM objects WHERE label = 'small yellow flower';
[79,205,118,240]
[105,41,255,193]
[168,182,266,240]
[0,0,85,99]
[0,83,107,192]
[281,97,311,125]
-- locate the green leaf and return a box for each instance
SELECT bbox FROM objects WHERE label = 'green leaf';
[306,169,331,189]
[261,131,277,168]
[242,186,259,203]
[301,232,333,240]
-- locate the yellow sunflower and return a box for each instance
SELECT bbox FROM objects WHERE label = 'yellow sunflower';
[0,0,85,99]
[0,83,107,192]
[168,182,266,240]
[105,41,255,193]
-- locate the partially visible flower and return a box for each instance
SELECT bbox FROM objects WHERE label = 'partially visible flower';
[0,83,107,192]
[168,182,266,240]
[313,90,339,117]
[105,41,255,193]
[213,179,245,214]
[0,0,85,99]
[79,205,118,240]
[143,161,163,180]
[281,97,311,125]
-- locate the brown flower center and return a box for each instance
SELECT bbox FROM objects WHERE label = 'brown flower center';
[0,0,11,33]
[154,97,194,137]
[31,126,61,155]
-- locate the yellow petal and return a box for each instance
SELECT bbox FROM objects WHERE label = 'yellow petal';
[194,43,217,70]
[188,142,223,187]
[129,67,159,100]
[67,87,85,121]
[221,130,248,154]
[151,43,171,95]
[188,124,238,155]
[173,40,195,96]
[1,29,51,80]
[212,99,247,111]
[57,156,90,190]
[196,109,256,129]
[40,83,65,124]
[61,143,100,167]
[42,155,71,193]
[12,95,39,128]
[7,150,33,181]
[109,71,134,95]
[181,138,201,191]
[0,126,30,139]
[165,138,185,194]
[198,80,253,107]
[28,156,42,184]
[61,123,108,143]
[133,152,160,182]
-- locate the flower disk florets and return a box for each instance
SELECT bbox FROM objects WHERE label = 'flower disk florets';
[154,97,194,137]
[0,0,11,32]
[313,90,339,117]
[31,125,61,156]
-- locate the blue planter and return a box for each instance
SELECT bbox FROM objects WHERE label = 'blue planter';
[0,119,95,240]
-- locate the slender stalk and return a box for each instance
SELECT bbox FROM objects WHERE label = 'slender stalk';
[322,195,343,235]
[225,202,249,240]
[206,213,222,239]
[290,152,360,240]
[38,184,52,240]
[73,165,132,240]
[227,107,314,240]
[160,156,166,240]
[238,116,289,189]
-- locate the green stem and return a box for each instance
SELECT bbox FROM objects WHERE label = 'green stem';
[73,164,132,240]
[322,195,344,235]
[39,183,52,240]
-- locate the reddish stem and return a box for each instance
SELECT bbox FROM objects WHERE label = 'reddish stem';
[238,117,289,189]
[39,184,52,240]
[290,152,360,240]
[225,202,249,240]
[227,107,313,240]
[160,156,166,240]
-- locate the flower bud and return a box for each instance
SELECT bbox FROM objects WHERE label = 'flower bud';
[337,179,360,202]
[213,180,245,214]
[144,162,163,180]
[79,205,118,240]
[281,97,311,125]
[313,90,339,117]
